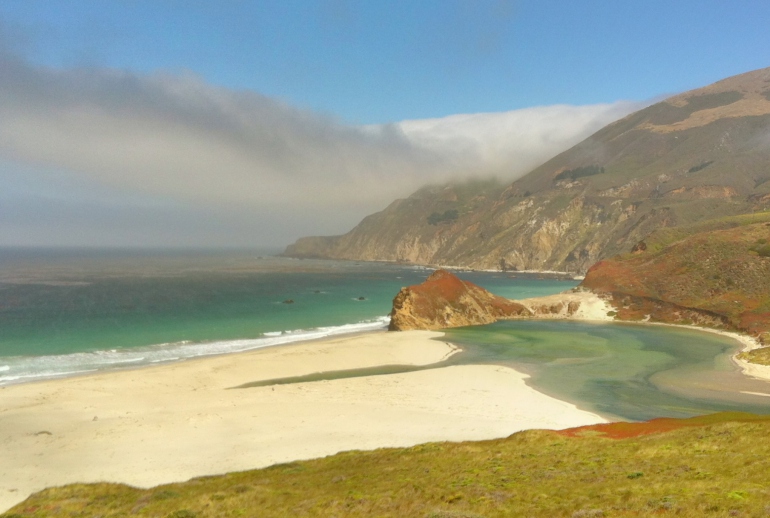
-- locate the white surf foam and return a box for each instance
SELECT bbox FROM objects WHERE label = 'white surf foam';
[0,316,391,387]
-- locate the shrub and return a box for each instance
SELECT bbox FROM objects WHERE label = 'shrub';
[687,161,713,174]
[428,210,459,225]
[554,165,605,183]
[750,244,770,257]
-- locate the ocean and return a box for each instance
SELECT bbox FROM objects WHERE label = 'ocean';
[3,247,770,422]
[0,247,576,385]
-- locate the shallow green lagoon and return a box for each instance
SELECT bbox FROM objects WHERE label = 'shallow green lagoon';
[445,320,770,421]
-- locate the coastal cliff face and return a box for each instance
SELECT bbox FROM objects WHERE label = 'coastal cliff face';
[285,67,770,273]
[388,269,529,331]
[580,219,770,348]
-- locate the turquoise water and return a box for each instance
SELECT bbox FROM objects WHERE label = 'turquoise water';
[0,247,576,384]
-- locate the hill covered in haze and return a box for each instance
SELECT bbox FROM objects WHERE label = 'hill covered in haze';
[285,67,770,273]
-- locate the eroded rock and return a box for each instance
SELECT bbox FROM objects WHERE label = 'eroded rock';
[388,270,530,331]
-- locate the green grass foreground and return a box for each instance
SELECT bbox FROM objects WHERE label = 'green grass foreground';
[5,413,770,518]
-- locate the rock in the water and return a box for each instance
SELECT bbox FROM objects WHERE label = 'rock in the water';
[388,269,530,331]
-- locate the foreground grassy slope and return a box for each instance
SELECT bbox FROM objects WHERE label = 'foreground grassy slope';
[5,413,770,517]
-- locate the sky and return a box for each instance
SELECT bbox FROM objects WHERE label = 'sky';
[0,0,768,249]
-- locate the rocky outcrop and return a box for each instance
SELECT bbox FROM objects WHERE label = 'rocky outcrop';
[388,270,530,331]
[285,67,770,273]
[387,270,618,331]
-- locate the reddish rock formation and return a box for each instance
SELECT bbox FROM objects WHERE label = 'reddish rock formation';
[388,270,530,331]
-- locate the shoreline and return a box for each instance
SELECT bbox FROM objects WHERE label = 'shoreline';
[643,321,770,383]
[284,255,585,280]
[0,329,606,513]
[0,316,394,388]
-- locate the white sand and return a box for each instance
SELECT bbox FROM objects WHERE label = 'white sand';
[518,290,615,321]
[710,328,770,383]
[0,330,605,512]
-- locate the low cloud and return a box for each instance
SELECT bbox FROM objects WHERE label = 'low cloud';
[0,51,639,246]
[396,102,639,177]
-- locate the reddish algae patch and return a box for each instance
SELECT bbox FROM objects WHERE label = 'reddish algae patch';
[558,412,770,439]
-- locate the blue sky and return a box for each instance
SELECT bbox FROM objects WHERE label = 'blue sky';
[0,1,768,247]
[3,0,768,124]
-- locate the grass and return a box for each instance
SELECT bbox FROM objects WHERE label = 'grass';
[5,413,770,517]
[739,346,770,365]
[640,212,770,254]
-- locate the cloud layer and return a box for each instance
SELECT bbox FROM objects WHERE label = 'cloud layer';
[0,51,638,246]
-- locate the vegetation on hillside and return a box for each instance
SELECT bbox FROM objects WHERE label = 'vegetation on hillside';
[623,212,770,254]
[581,217,770,347]
[427,209,459,225]
[553,165,605,183]
[686,161,713,174]
[5,413,770,518]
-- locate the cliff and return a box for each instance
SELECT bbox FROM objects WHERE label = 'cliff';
[286,66,770,273]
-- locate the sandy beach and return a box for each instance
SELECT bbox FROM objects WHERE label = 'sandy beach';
[517,289,615,321]
[0,330,606,512]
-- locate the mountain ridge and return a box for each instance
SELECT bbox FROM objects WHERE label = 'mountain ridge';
[285,66,770,273]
